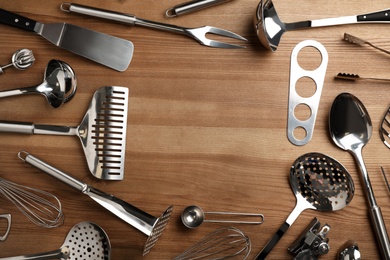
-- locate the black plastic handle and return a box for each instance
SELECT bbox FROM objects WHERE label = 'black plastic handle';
[357,9,390,22]
[255,221,290,260]
[0,8,37,32]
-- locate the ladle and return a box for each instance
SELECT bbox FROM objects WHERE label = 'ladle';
[329,93,390,259]
[181,205,264,229]
[255,152,354,259]
[0,59,77,108]
[0,221,111,259]
[254,0,390,51]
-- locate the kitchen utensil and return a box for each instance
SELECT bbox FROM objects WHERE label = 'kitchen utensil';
[173,227,251,260]
[329,93,390,259]
[0,176,64,228]
[0,59,76,108]
[165,0,233,17]
[335,72,390,82]
[61,2,247,49]
[337,240,361,260]
[380,107,390,149]
[0,8,133,71]
[181,205,264,229]
[254,0,390,51]
[0,214,11,242]
[287,40,328,146]
[381,167,390,194]
[19,151,173,256]
[0,86,128,180]
[0,49,34,74]
[255,152,354,259]
[0,221,110,260]
[343,33,390,55]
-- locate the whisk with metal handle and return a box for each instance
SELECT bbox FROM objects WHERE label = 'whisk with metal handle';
[0,49,35,74]
[0,177,64,228]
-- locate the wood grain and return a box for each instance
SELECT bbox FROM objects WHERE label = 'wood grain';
[0,0,390,259]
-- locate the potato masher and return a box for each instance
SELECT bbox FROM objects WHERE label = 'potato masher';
[0,221,110,259]
[255,152,355,259]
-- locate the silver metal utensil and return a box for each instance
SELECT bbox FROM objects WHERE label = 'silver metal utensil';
[165,0,233,17]
[61,2,247,49]
[255,153,355,259]
[335,72,390,82]
[0,86,128,180]
[0,221,110,260]
[181,205,264,229]
[19,151,173,256]
[0,49,34,74]
[174,227,251,260]
[0,8,133,71]
[379,107,390,149]
[0,177,64,228]
[343,33,390,55]
[329,93,390,259]
[337,240,361,260]
[254,0,390,51]
[0,59,76,108]
[0,214,11,241]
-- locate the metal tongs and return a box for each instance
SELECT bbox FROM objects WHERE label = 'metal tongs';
[61,2,247,49]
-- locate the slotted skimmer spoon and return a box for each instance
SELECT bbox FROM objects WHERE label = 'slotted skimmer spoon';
[0,86,128,180]
[255,152,355,260]
[61,2,247,49]
[0,221,111,260]
[254,0,390,51]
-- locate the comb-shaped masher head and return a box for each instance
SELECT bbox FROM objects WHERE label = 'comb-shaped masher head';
[77,86,129,180]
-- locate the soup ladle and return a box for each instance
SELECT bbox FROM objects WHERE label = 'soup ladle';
[254,0,390,51]
[329,93,390,259]
[0,59,77,108]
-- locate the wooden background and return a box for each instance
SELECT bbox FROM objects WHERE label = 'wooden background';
[0,0,390,259]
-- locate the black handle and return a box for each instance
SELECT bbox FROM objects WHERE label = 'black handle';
[357,9,390,22]
[255,221,290,260]
[0,8,37,31]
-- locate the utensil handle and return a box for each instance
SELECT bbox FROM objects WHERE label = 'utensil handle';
[0,121,76,135]
[255,222,290,260]
[165,0,232,17]
[0,9,36,32]
[0,214,11,242]
[357,9,390,22]
[370,206,390,259]
[0,247,69,260]
[19,151,88,192]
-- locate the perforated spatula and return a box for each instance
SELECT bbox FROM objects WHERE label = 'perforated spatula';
[0,86,129,180]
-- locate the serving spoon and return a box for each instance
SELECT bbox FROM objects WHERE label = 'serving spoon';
[329,93,390,259]
[254,0,390,51]
[0,59,77,108]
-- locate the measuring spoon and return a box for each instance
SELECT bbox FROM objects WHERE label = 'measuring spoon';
[255,152,355,259]
[329,93,390,259]
[0,59,76,108]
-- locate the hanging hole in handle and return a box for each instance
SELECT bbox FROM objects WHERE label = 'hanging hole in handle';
[165,8,178,17]
[297,46,323,71]
[0,214,11,241]
[18,150,29,162]
[60,2,72,12]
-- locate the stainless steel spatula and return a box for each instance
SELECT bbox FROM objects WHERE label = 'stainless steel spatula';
[0,8,133,71]
[0,86,129,180]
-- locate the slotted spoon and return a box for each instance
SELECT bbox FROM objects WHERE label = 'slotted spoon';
[255,152,355,259]
[0,86,128,180]
[0,221,110,259]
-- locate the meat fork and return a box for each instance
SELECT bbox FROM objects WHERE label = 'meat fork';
[61,2,247,49]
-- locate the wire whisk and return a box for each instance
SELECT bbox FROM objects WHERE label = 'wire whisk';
[0,177,64,228]
[0,49,35,74]
[174,227,251,260]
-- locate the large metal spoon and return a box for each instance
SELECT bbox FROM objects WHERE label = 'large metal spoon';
[254,0,390,51]
[329,93,390,259]
[0,59,76,108]
[255,152,354,259]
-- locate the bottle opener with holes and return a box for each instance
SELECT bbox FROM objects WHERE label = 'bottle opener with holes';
[287,40,328,146]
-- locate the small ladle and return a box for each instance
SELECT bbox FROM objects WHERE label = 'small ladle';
[181,205,264,229]
[329,93,390,259]
[254,0,390,51]
[0,59,77,108]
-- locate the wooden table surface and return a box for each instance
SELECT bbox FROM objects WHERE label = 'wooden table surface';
[1,0,390,259]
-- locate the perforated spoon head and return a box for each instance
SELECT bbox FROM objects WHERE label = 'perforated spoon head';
[290,152,355,211]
